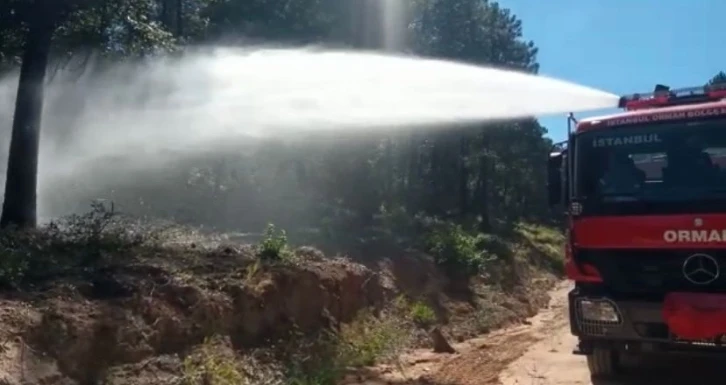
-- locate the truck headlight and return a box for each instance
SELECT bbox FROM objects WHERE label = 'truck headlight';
[577,298,621,323]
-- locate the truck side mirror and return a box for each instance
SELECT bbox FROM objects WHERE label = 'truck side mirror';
[547,152,566,206]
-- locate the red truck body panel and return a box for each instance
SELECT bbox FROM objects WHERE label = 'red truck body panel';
[574,214,726,249]
[577,99,726,132]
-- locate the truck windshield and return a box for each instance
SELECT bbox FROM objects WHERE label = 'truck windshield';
[575,119,726,214]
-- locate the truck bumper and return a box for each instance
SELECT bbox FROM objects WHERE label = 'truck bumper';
[568,287,726,355]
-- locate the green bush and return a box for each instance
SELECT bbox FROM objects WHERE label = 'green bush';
[181,337,244,385]
[409,301,436,328]
[0,238,30,286]
[284,311,410,385]
[0,201,162,287]
[423,223,496,276]
[256,223,292,262]
[338,312,409,367]
[378,204,414,237]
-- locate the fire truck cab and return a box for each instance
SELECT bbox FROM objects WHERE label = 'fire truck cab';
[548,83,726,377]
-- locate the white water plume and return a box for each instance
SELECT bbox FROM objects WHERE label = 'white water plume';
[0,46,617,215]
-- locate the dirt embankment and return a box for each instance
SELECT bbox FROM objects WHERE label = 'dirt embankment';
[342,281,572,385]
[0,223,564,385]
[348,280,726,385]
[0,248,387,384]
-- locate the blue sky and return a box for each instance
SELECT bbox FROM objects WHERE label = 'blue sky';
[498,0,725,141]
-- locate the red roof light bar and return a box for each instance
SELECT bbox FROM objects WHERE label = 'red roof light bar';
[618,83,726,111]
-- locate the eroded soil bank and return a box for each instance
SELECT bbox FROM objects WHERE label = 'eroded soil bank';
[0,224,564,384]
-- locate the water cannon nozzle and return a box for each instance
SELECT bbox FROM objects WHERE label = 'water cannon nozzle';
[617,96,627,108]
[654,84,670,93]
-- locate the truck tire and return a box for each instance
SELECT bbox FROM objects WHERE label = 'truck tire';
[586,348,620,377]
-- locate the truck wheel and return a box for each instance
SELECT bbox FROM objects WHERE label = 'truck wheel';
[586,348,620,377]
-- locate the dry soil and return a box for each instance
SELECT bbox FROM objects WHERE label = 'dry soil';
[348,281,726,385]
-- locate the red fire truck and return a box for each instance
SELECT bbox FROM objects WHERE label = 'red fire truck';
[547,83,726,377]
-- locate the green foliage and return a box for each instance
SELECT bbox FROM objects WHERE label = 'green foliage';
[287,366,340,385]
[409,301,437,328]
[709,71,726,86]
[0,202,162,287]
[410,0,538,71]
[379,204,415,239]
[203,0,335,42]
[0,0,568,289]
[53,201,144,248]
[1,0,560,238]
[338,312,409,367]
[391,294,437,328]
[0,237,30,286]
[285,311,410,385]
[424,223,496,276]
[256,223,292,262]
[515,222,565,274]
[181,337,245,385]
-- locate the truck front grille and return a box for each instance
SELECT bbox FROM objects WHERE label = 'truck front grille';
[578,249,726,294]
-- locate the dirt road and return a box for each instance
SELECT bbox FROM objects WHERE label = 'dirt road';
[348,281,726,385]
[500,286,726,385]
[345,282,573,385]
[498,281,589,385]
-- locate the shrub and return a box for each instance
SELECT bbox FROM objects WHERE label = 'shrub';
[284,311,410,385]
[256,223,292,262]
[338,311,409,367]
[181,337,244,385]
[409,301,437,328]
[423,223,495,276]
[0,201,164,287]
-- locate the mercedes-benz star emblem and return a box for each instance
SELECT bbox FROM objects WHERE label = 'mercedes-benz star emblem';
[682,253,720,285]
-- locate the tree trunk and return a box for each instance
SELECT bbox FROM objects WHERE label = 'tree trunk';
[475,154,491,232]
[161,0,182,36]
[428,138,444,215]
[383,137,394,207]
[458,134,469,218]
[176,0,183,36]
[350,0,383,49]
[406,133,419,212]
[0,12,55,228]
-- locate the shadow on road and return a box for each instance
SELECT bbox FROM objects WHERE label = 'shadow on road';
[593,353,726,385]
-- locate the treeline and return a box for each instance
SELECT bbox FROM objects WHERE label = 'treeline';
[0,0,558,240]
